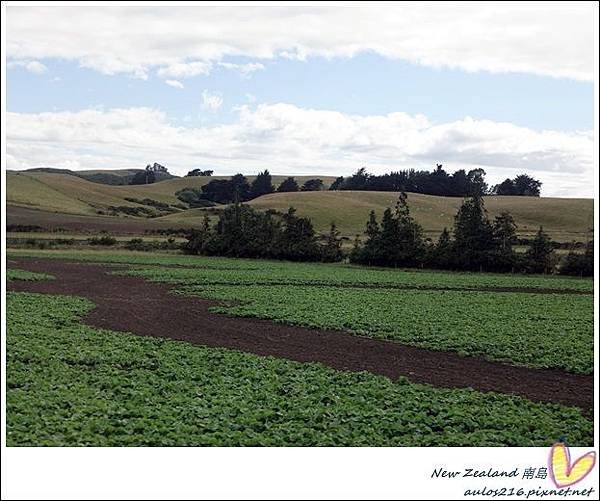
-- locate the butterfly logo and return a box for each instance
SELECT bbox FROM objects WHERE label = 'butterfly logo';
[549,442,596,488]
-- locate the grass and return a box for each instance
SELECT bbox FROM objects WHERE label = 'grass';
[8,232,186,243]
[6,171,337,218]
[7,171,593,241]
[6,172,92,214]
[6,291,593,446]
[250,191,594,241]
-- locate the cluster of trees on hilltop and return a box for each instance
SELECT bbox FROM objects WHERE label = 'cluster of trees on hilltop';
[129,163,173,185]
[350,192,593,275]
[177,171,326,207]
[186,169,214,177]
[329,166,542,197]
[183,204,342,262]
[277,177,325,192]
[491,174,542,196]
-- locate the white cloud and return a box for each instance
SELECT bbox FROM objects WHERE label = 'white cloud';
[219,62,265,77]
[5,5,595,80]
[7,59,48,74]
[6,104,594,197]
[201,90,223,112]
[165,79,184,89]
[157,61,212,79]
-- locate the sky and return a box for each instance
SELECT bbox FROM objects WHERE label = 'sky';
[4,3,597,197]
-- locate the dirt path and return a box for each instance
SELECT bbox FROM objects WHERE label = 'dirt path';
[7,258,593,412]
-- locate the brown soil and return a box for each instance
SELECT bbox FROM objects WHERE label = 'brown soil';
[7,258,593,412]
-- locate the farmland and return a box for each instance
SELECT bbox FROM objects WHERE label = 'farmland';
[5,248,594,446]
[6,289,593,446]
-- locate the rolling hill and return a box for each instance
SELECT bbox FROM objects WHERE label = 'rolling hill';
[6,170,594,241]
[249,191,594,241]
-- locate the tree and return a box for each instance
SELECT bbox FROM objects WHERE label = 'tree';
[449,169,471,197]
[467,168,488,196]
[513,174,542,196]
[321,223,344,262]
[183,214,212,254]
[330,165,491,196]
[329,176,345,190]
[199,202,281,258]
[146,162,168,173]
[278,207,320,261]
[249,170,274,199]
[277,177,299,192]
[200,174,250,203]
[231,173,251,201]
[392,191,426,267]
[493,179,516,196]
[129,169,156,185]
[453,194,495,270]
[365,210,380,240]
[493,212,517,252]
[343,167,370,190]
[559,240,593,277]
[301,178,324,191]
[427,227,454,269]
[350,193,425,267]
[493,174,542,196]
[351,210,381,265]
[490,211,518,271]
[201,179,235,203]
[186,169,213,177]
[525,227,556,274]
[175,187,215,207]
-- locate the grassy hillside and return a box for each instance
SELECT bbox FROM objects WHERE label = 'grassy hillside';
[8,172,175,214]
[7,172,338,215]
[76,168,141,177]
[19,167,146,186]
[6,171,594,241]
[249,191,594,241]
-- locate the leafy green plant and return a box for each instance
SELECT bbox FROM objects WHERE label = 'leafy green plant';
[6,292,592,446]
[6,269,54,282]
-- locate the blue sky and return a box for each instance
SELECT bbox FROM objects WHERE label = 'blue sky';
[8,54,593,131]
[5,4,596,197]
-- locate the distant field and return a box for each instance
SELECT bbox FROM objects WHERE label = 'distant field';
[6,171,594,241]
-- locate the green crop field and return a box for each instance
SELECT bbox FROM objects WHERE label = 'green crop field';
[8,248,594,374]
[110,255,591,374]
[6,290,592,446]
[7,248,594,291]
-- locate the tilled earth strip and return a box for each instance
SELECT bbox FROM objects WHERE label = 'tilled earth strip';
[7,258,593,412]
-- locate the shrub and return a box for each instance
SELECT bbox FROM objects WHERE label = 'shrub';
[88,236,117,246]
